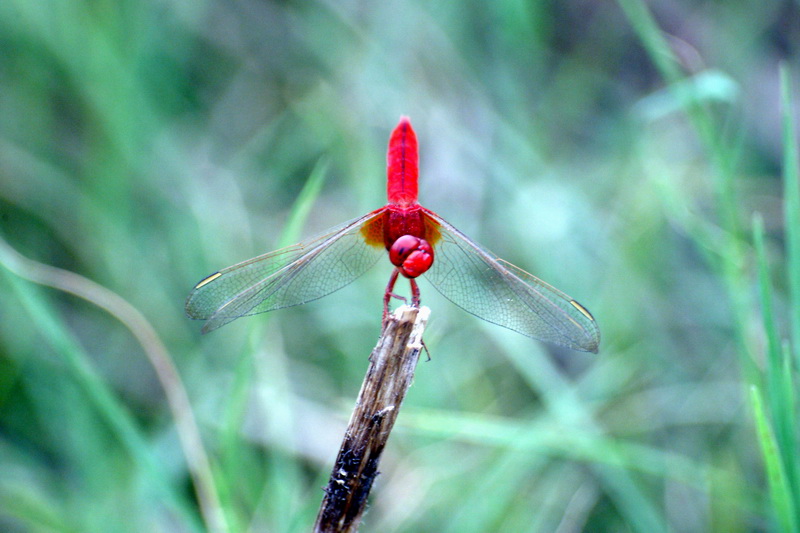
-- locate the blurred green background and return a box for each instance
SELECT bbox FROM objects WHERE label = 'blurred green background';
[1,0,799,531]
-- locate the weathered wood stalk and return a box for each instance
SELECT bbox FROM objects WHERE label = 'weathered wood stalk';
[314,305,429,533]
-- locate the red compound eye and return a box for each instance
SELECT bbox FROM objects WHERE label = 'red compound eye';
[389,235,434,278]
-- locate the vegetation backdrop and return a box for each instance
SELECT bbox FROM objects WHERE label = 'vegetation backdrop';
[1,0,799,531]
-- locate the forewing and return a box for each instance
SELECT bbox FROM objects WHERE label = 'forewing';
[421,209,600,352]
[186,210,386,333]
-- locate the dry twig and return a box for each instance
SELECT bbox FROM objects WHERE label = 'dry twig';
[314,305,429,533]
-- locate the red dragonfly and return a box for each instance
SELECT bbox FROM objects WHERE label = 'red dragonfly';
[186,117,600,352]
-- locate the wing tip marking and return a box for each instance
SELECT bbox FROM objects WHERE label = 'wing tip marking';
[195,271,222,289]
[569,299,595,322]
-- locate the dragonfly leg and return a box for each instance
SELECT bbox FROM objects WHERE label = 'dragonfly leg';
[383,269,402,321]
[409,278,420,308]
[421,338,431,361]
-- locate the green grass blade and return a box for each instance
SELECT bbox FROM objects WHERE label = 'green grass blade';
[780,341,800,512]
[278,157,330,248]
[753,213,781,383]
[754,214,800,516]
[216,158,330,530]
[613,0,681,82]
[780,65,800,362]
[749,385,799,533]
[779,63,800,517]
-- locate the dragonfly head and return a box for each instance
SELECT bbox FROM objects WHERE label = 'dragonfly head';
[389,235,434,278]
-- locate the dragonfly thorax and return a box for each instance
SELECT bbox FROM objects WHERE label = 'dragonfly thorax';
[383,207,426,248]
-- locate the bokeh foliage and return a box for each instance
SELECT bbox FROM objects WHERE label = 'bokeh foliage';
[1,0,799,531]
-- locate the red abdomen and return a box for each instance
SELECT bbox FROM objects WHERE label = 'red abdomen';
[386,117,419,207]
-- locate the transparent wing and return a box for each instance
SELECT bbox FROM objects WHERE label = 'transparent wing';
[186,209,386,333]
[421,208,600,352]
